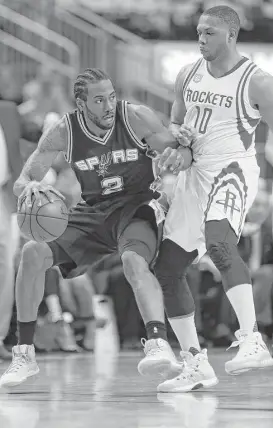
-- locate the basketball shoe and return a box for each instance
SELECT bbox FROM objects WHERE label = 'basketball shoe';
[138,338,181,376]
[157,349,218,392]
[225,330,273,375]
[0,345,39,388]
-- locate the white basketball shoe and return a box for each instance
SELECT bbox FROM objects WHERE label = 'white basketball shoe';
[225,330,273,375]
[157,349,218,393]
[0,345,39,388]
[138,338,181,376]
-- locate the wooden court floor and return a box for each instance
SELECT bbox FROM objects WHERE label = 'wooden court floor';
[0,348,273,428]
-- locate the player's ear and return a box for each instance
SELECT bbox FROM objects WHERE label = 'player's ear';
[228,28,237,43]
[76,98,85,112]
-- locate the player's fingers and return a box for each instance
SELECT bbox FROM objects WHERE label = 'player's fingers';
[179,127,192,138]
[17,193,25,211]
[49,187,66,201]
[170,153,184,174]
[177,133,191,147]
[158,147,173,171]
[181,124,194,132]
[42,189,55,203]
[33,188,42,206]
[25,188,33,208]
[161,150,178,171]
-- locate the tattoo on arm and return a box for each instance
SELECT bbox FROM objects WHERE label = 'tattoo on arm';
[18,119,68,184]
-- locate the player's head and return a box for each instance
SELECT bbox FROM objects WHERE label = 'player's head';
[74,68,116,130]
[197,5,240,61]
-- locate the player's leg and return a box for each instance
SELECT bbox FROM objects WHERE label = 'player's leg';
[0,240,54,388]
[154,172,217,392]
[155,239,218,392]
[205,219,273,374]
[118,218,180,376]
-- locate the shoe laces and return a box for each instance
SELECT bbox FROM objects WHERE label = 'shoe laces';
[4,354,29,374]
[176,353,206,381]
[141,338,166,356]
[227,333,263,357]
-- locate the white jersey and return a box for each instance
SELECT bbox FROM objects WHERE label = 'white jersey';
[181,57,261,163]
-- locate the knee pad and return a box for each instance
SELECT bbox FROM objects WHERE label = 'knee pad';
[206,241,235,271]
[206,240,251,289]
[162,274,195,318]
[155,239,197,278]
[154,240,196,318]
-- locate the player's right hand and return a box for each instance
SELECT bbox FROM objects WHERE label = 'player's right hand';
[18,181,65,209]
[173,124,197,147]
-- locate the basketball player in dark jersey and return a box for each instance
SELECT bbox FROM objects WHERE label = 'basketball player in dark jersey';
[0,68,192,388]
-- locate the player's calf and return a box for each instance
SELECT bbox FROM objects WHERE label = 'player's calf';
[121,250,180,375]
[0,242,53,389]
[205,219,273,373]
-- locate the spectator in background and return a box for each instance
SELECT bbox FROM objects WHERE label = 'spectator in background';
[0,101,23,359]
[19,65,74,144]
[0,65,24,106]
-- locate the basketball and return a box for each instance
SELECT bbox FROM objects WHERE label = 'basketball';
[17,192,69,242]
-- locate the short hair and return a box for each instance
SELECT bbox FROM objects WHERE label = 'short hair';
[74,68,112,101]
[202,5,240,37]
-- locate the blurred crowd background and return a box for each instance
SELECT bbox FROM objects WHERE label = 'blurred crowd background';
[1,0,273,361]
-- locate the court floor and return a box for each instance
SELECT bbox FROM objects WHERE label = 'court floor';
[0,348,272,428]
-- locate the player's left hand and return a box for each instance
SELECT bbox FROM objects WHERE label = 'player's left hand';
[157,147,185,175]
[176,124,197,147]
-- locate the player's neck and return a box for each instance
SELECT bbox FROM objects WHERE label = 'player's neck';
[207,51,243,78]
[82,113,109,138]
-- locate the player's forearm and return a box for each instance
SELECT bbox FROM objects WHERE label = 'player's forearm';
[13,150,54,197]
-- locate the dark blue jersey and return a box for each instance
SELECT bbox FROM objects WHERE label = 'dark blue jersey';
[64,101,157,205]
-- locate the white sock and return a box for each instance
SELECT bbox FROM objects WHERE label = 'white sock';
[168,313,201,352]
[45,294,63,322]
[226,284,257,333]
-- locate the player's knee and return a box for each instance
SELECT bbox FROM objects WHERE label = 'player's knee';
[154,239,196,281]
[164,274,195,318]
[21,241,53,271]
[121,250,150,284]
[206,240,235,271]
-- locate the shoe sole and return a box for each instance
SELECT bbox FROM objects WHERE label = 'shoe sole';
[0,368,40,388]
[157,376,219,393]
[225,357,273,375]
[138,359,176,376]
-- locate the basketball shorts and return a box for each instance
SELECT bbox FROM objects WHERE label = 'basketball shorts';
[164,157,260,261]
[47,194,165,278]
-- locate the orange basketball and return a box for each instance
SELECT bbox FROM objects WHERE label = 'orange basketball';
[17,193,69,242]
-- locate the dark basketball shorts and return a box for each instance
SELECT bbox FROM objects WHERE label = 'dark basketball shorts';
[47,195,163,278]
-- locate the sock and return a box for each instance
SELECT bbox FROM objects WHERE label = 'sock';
[18,321,37,345]
[145,321,167,341]
[45,294,63,322]
[168,313,201,351]
[226,284,257,333]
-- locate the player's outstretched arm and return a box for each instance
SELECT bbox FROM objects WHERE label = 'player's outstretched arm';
[249,69,273,132]
[128,103,193,172]
[14,117,68,206]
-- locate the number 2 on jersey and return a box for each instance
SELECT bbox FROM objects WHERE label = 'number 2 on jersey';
[194,106,212,134]
[101,176,124,195]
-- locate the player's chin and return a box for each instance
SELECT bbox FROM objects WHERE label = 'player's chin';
[102,116,115,129]
[200,49,213,61]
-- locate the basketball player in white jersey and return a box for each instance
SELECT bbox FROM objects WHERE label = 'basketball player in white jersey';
[153,5,273,392]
